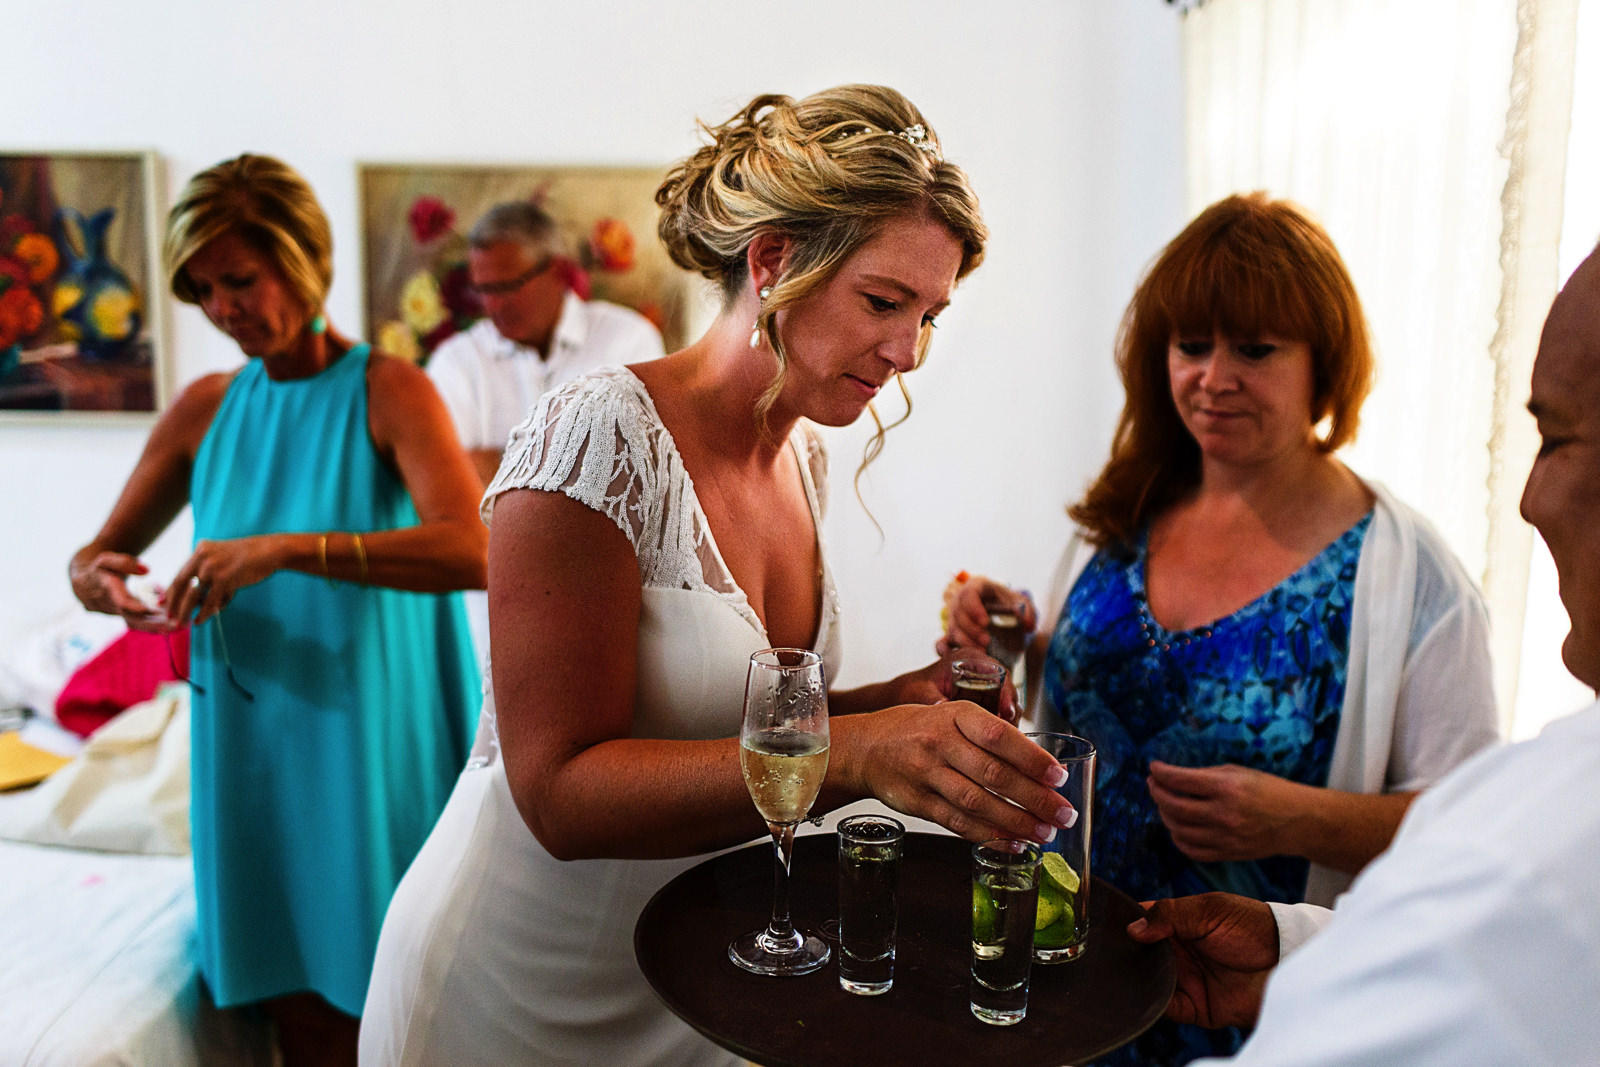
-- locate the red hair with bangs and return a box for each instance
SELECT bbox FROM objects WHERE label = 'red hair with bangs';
[1070,193,1374,551]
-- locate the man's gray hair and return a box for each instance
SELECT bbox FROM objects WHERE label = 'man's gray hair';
[469,201,566,257]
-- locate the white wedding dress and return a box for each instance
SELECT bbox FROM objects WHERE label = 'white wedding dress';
[359,366,843,1066]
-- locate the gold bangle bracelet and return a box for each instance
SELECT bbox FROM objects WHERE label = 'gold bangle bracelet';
[351,532,369,585]
[318,534,331,584]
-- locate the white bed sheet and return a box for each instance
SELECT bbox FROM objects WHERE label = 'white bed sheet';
[0,839,274,1066]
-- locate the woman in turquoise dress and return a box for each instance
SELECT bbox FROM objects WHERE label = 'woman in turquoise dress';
[69,155,484,1067]
[943,194,1498,1064]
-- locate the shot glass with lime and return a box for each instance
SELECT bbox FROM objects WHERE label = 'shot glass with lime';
[1023,732,1095,962]
[970,840,1042,1026]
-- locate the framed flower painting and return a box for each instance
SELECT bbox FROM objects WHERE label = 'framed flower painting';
[359,164,695,365]
[0,151,167,417]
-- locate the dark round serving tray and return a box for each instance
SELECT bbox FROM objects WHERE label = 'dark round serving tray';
[635,831,1174,1067]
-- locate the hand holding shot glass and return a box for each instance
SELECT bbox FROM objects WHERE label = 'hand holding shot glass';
[981,588,1031,670]
[950,657,1006,716]
[940,578,1038,710]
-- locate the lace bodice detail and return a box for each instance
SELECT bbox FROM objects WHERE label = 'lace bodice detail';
[485,365,832,623]
[469,366,840,764]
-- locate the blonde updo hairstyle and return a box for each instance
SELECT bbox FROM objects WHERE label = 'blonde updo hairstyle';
[165,153,333,317]
[656,85,986,463]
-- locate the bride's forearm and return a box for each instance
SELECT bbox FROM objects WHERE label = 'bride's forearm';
[505,736,774,861]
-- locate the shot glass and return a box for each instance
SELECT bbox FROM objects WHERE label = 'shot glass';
[836,814,905,995]
[982,590,1030,705]
[951,657,1006,716]
[1024,733,1096,963]
[982,591,1029,668]
[970,840,1042,1026]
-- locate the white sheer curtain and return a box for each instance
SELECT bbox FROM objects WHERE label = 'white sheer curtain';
[1514,0,1600,736]
[1181,0,1581,727]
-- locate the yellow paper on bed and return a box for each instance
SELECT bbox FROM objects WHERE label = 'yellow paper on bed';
[0,732,72,791]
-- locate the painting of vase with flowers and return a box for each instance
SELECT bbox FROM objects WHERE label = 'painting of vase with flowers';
[0,151,166,415]
[360,164,695,365]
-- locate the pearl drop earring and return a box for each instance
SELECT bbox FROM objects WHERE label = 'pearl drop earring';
[749,286,772,349]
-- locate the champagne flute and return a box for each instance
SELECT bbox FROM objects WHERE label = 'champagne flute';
[729,647,832,976]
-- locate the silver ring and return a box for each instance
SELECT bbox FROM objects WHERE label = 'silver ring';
[189,576,202,589]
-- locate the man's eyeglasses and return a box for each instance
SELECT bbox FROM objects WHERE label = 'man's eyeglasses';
[469,256,554,297]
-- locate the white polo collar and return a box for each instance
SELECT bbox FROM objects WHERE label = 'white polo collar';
[488,290,588,360]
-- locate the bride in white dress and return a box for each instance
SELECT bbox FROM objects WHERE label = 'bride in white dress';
[359,84,1079,1066]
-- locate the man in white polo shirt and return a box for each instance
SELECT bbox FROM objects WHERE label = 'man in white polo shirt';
[427,201,666,489]
[428,202,664,658]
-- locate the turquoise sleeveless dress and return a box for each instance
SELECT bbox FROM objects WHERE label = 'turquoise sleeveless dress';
[189,344,480,1016]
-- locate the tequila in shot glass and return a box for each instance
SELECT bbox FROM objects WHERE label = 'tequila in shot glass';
[970,840,1042,1026]
[982,589,1031,705]
[984,595,1029,667]
[836,814,905,995]
[950,657,1006,715]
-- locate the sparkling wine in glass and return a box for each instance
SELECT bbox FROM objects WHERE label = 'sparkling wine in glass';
[730,647,832,976]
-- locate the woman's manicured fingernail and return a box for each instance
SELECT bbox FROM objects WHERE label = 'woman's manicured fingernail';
[1035,824,1057,843]
[1045,764,1068,788]
[1128,918,1148,936]
[1057,804,1078,829]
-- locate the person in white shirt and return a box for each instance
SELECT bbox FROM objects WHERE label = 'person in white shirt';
[426,202,666,658]
[1126,242,1600,1066]
[426,201,666,489]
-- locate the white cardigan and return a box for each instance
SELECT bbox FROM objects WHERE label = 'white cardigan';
[1038,481,1501,907]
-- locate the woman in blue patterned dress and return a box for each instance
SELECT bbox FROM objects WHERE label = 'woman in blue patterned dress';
[943,194,1499,1064]
[69,155,484,1067]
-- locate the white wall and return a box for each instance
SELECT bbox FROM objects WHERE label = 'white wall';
[0,0,1186,688]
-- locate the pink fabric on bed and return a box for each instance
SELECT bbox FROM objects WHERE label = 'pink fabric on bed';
[55,629,189,737]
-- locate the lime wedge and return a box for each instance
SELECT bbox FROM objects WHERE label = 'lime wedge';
[1034,888,1063,931]
[1042,852,1081,896]
[972,882,997,941]
[1034,903,1077,948]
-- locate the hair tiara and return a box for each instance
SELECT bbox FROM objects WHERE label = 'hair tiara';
[894,124,942,161]
[830,122,943,162]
